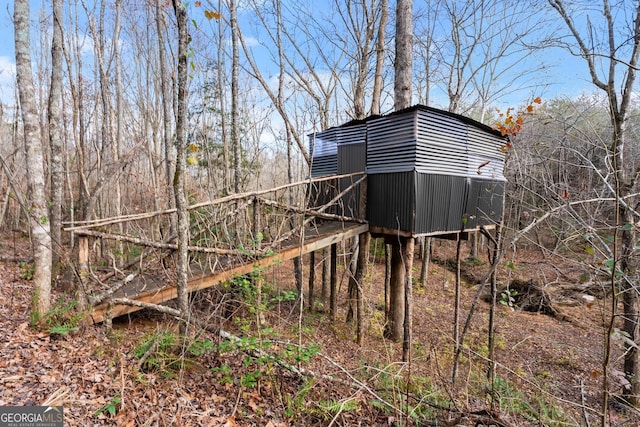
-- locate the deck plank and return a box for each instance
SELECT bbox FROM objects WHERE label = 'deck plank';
[90,222,368,323]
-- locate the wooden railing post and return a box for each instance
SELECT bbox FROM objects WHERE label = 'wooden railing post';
[252,196,261,250]
[308,251,315,311]
[77,234,90,311]
[329,243,337,322]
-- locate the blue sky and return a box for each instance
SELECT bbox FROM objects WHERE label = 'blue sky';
[0,1,607,114]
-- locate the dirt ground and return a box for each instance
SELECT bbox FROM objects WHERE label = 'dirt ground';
[1,231,639,426]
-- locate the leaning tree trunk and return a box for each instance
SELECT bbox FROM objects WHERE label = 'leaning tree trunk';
[15,0,52,316]
[172,0,190,333]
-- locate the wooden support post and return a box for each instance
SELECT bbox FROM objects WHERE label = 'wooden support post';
[77,235,89,311]
[330,243,337,321]
[385,238,405,341]
[78,235,89,275]
[470,230,479,258]
[402,237,415,362]
[308,250,315,311]
[384,243,391,318]
[419,237,431,288]
[356,232,370,346]
[252,197,261,250]
[346,237,360,323]
[322,247,330,309]
[452,233,462,385]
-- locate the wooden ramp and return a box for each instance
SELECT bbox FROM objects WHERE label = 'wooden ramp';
[90,221,368,323]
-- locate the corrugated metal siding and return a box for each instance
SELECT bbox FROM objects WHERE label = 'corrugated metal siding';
[467,126,506,181]
[414,174,469,234]
[310,155,337,177]
[415,110,469,177]
[338,143,366,174]
[366,113,417,174]
[309,128,338,177]
[470,178,504,225]
[337,123,366,145]
[310,105,508,236]
[338,142,367,218]
[367,172,416,232]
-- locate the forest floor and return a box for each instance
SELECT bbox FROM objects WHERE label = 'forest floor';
[0,231,639,426]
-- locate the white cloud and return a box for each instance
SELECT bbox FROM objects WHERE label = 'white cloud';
[0,56,16,106]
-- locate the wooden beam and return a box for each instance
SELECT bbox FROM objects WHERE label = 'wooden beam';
[369,225,497,240]
[91,223,369,323]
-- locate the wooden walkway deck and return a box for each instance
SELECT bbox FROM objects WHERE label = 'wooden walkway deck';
[89,221,368,323]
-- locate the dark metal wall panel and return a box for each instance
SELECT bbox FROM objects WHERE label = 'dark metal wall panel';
[414,174,469,234]
[338,142,367,219]
[338,143,366,174]
[470,178,504,225]
[367,172,416,232]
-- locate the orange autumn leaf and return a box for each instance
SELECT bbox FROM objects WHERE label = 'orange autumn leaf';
[205,9,221,20]
[526,105,534,113]
[533,96,542,104]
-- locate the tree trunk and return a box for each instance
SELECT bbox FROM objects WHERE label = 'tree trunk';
[156,0,176,223]
[322,247,330,308]
[48,0,64,275]
[394,0,413,111]
[385,0,414,342]
[330,243,337,321]
[384,239,405,341]
[15,0,52,316]
[419,237,431,287]
[402,237,414,361]
[230,0,240,193]
[308,251,315,311]
[370,0,388,115]
[357,232,370,345]
[113,0,124,264]
[172,0,190,332]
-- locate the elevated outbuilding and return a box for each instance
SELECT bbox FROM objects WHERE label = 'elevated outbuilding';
[308,104,508,237]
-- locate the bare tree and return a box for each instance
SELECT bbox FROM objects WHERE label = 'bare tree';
[422,0,546,119]
[156,0,176,213]
[370,0,388,115]
[385,0,413,345]
[172,0,191,331]
[14,0,52,316]
[230,0,240,193]
[548,0,640,411]
[48,0,64,272]
[332,0,385,119]
[394,0,412,111]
